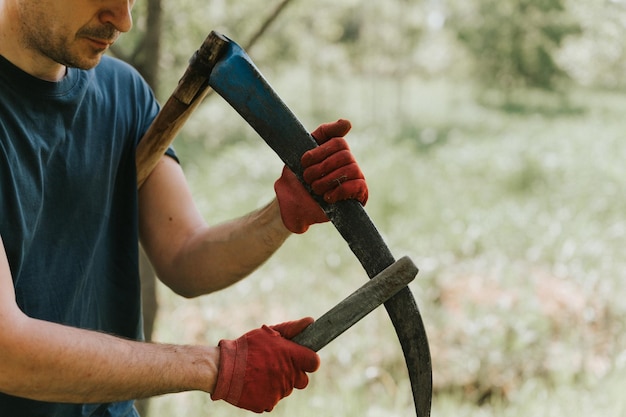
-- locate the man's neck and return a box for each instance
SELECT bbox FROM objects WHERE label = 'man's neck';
[0,5,67,81]
[0,50,67,82]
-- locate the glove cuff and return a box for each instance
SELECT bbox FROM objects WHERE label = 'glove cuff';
[212,338,248,404]
[274,176,310,234]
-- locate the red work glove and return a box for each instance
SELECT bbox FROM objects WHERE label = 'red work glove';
[274,119,368,234]
[211,317,320,413]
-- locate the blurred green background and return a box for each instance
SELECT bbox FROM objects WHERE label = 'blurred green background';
[114,0,626,415]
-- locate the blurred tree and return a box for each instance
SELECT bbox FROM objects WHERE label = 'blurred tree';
[110,0,162,90]
[266,0,424,76]
[449,0,582,92]
[559,1,626,89]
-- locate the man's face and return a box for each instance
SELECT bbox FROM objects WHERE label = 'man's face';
[16,0,135,70]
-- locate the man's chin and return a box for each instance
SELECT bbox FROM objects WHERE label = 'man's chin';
[64,53,104,71]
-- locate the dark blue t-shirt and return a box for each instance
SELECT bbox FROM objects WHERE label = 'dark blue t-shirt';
[0,55,162,416]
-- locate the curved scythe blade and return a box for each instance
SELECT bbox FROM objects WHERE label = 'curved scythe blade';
[206,32,432,416]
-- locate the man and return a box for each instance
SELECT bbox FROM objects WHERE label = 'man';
[0,0,368,416]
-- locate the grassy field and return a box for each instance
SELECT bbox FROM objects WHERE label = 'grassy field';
[144,74,626,416]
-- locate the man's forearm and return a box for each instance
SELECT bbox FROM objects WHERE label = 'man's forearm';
[159,198,291,298]
[0,312,219,403]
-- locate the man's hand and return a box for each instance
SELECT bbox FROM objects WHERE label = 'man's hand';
[274,119,368,233]
[211,317,320,413]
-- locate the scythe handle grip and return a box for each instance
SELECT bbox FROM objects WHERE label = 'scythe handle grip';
[292,256,417,352]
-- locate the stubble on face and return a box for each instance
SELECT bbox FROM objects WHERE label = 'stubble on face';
[17,2,120,71]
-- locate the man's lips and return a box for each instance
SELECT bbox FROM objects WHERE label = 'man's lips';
[85,37,114,49]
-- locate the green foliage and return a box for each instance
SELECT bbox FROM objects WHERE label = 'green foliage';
[355,82,626,407]
[450,0,582,91]
[111,1,626,415]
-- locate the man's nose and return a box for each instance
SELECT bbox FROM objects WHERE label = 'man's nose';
[99,1,133,33]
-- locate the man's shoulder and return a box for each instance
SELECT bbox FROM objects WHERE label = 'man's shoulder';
[90,55,156,107]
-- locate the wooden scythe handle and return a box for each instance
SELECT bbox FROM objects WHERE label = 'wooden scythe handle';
[135,31,229,188]
[292,256,418,352]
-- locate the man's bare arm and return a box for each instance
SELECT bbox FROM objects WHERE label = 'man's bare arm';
[0,236,219,403]
[138,156,291,298]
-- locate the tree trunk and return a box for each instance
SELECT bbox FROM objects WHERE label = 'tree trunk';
[136,0,163,89]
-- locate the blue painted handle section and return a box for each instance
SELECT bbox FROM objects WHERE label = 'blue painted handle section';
[208,41,316,181]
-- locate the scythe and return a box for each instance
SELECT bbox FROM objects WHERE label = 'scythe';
[136,31,432,416]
